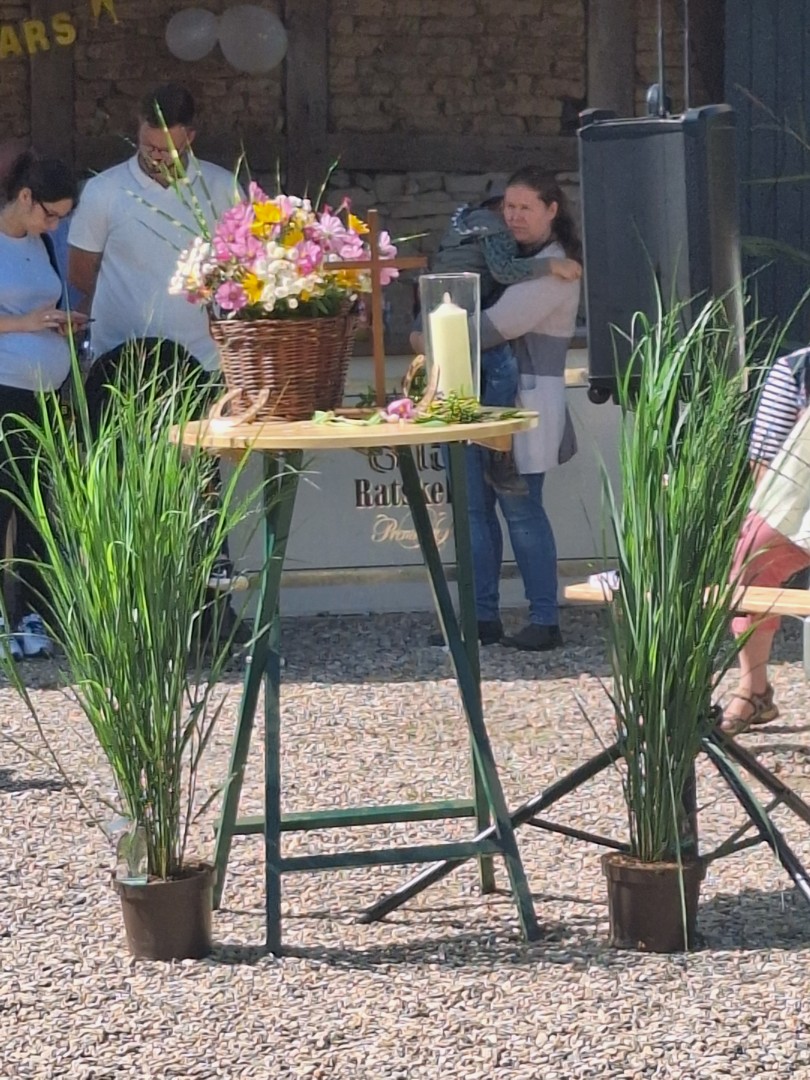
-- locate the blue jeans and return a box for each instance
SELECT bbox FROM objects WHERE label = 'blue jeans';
[481,342,518,407]
[462,444,558,625]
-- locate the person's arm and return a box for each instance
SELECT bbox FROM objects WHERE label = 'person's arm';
[481,233,581,285]
[68,247,102,314]
[479,275,575,348]
[749,356,802,478]
[0,307,68,334]
[66,175,110,313]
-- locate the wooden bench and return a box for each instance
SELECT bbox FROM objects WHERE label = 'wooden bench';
[564,580,810,675]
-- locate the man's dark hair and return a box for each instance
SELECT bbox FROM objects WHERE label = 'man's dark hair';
[140,83,196,128]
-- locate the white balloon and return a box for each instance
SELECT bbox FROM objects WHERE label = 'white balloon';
[165,8,219,62]
[218,5,288,75]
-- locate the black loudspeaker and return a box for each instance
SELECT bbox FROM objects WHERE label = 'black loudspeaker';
[578,104,745,403]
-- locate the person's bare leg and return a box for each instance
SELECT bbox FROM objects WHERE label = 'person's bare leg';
[722,620,779,730]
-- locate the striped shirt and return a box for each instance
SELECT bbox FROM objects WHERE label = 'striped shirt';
[750,348,810,463]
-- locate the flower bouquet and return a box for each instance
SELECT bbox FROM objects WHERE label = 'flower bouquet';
[171,181,400,421]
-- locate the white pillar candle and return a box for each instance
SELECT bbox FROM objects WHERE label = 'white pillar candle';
[428,292,474,398]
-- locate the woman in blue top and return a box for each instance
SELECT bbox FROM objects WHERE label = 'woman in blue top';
[0,151,85,661]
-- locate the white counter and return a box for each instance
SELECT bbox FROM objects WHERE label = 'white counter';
[226,348,621,616]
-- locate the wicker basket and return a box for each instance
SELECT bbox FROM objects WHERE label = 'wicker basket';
[210,313,357,421]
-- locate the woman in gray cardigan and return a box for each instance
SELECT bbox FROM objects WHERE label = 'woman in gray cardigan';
[468,168,581,651]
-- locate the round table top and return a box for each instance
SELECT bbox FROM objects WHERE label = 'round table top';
[170,411,538,451]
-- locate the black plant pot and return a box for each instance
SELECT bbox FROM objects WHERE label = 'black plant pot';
[601,852,704,952]
[112,862,215,961]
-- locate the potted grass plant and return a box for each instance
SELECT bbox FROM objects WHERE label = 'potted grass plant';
[0,346,279,960]
[597,296,761,952]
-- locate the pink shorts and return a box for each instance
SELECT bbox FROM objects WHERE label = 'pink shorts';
[730,512,810,635]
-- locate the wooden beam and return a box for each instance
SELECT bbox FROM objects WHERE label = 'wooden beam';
[586,0,635,117]
[564,581,810,618]
[284,0,329,192]
[325,133,579,174]
[28,0,74,164]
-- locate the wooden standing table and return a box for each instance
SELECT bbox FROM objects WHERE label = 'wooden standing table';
[170,412,542,954]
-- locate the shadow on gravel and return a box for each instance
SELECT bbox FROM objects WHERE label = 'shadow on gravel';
[211,899,649,972]
[212,882,810,967]
[0,766,65,793]
[277,924,657,971]
[697,887,810,950]
[0,609,614,690]
[278,608,613,686]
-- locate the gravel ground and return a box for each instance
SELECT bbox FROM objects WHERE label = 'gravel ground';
[2,605,810,1079]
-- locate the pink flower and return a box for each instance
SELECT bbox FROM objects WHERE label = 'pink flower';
[213,203,262,263]
[378,230,397,258]
[377,229,399,284]
[312,211,349,252]
[248,180,269,203]
[275,195,296,219]
[385,397,416,421]
[185,287,211,304]
[295,239,324,275]
[215,281,248,312]
[336,234,365,261]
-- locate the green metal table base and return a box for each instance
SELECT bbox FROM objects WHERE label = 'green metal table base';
[212,443,540,954]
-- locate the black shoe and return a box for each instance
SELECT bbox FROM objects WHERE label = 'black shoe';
[502,624,563,652]
[195,596,253,654]
[428,619,503,647]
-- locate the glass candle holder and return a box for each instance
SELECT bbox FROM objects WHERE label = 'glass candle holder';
[419,272,481,400]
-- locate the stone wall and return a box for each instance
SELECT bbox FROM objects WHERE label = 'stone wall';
[3,0,710,163]
[635,0,706,113]
[326,167,582,350]
[328,0,587,137]
[3,0,713,350]
[71,0,283,168]
[0,2,32,138]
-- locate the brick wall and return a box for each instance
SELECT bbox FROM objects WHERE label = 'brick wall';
[329,0,587,137]
[3,0,715,349]
[325,166,582,347]
[635,0,707,113]
[0,3,32,140]
[4,1,712,167]
[71,0,283,166]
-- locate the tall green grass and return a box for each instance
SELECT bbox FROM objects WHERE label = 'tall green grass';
[0,345,281,878]
[603,298,761,863]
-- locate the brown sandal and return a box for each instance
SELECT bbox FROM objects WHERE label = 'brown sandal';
[720,683,779,736]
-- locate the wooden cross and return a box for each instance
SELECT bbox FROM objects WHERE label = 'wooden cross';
[331,208,427,407]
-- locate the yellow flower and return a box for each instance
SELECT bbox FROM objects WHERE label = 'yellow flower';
[251,202,283,236]
[281,226,304,248]
[331,269,361,289]
[242,272,264,304]
[348,213,369,236]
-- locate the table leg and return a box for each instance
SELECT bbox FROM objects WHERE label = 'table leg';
[446,441,495,894]
[212,453,300,947]
[703,731,810,903]
[397,446,540,941]
[360,742,622,924]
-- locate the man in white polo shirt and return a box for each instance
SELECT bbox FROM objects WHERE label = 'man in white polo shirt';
[69,84,246,644]
[68,82,237,382]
